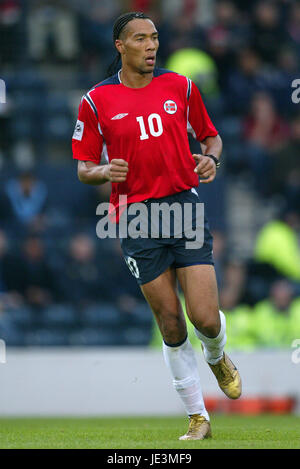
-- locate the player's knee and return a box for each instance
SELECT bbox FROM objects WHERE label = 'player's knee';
[195,317,220,339]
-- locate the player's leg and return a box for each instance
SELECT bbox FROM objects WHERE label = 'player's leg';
[141,265,186,344]
[177,264,225,361]
[176,264,242,399]
[140,266,211,438]
[120,193,210,439]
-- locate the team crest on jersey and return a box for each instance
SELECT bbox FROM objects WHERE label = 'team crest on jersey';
[164,100,177,115]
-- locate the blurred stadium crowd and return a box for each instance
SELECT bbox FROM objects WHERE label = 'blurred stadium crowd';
[0,0,299,348]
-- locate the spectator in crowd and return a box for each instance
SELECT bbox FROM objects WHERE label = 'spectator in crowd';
[252,279,299,347]
[0,0,23,64]
[0,169,48,234]
[219,260,247,311]
[242,91,290,195]
[165,47,220,113]
[17,236,58,310]
[223,303,256,351]
[76,0,122,74]
[241,260,282,306]
[286,0,300,55]
[122,0,160,14]
[27,0,80,62]
[101,239,144,312]
[73,182,112,226]
[272,46,299,115]
[271,114,300,208]
[243,91,290,152]
[0,229,24,309]
[57,233,113,308]
[205,0,250,92]
[251,1,288,65]
[162,8,205,58]
[254,209,300,283]
[225,48,266,114]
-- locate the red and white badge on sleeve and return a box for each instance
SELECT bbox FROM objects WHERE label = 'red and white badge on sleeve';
[72,120,84,141]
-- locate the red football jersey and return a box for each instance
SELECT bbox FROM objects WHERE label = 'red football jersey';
[72,69,218,213]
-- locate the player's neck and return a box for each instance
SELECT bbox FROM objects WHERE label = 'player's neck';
[119,67,153,89]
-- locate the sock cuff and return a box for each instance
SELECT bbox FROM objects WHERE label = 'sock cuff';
[163,334,188,348]
[195,310,226,344]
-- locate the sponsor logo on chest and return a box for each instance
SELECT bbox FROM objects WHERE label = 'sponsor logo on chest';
[111,113,129,120]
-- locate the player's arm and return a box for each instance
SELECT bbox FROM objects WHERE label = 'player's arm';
[187,80,222,183]
[72,95,129,185]
[77,159,128,185]
[193,134,223,184]
[200,134,223,161]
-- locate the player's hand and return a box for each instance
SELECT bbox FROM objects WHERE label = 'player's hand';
[192,154,216,184]
[105,159,129,183]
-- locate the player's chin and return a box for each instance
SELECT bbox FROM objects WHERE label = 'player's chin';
[141,66,155,74]
[142,62,156,72]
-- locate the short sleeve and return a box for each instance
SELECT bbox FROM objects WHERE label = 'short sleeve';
[72,96,103,164]
[187,81,218,142]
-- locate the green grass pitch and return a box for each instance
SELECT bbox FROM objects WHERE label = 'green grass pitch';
[0,415,299,449]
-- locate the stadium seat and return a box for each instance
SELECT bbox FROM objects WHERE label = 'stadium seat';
[217,116,242,143]
[5,307,35,333]
[45,92,73,141]
[25,329,69,346]
[123,303,153,327]
[0,316,26,346]
[68,327,124,346]
[121,327,152,346]
[40,304,78,328]
[81,303,122,327]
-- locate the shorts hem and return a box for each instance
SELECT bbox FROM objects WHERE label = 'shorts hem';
[138,261,175,286]
[174,261,214,269]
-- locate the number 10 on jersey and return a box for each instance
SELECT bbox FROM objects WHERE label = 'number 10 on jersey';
[136,114,163,140]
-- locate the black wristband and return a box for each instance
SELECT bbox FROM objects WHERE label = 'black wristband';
[205,154,220,169]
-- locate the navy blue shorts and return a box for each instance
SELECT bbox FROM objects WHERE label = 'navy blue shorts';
[119,189,214,285]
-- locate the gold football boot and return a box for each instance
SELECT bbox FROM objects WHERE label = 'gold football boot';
[206,352,242,399]
[179,414,212,441]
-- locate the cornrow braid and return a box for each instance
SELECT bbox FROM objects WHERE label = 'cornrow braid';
[106,11,150,78]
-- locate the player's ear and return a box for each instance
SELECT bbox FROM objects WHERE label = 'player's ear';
[115,39,124,55]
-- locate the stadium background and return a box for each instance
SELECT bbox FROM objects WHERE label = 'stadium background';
[0,0,299,417]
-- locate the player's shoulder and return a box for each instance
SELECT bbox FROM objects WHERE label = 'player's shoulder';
[153,68,190,84]
[79,75,120,117]
[94,73,121,89]
[85,72,121,99]
[153,68,192,95]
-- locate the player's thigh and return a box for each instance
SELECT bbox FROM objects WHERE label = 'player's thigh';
[140,265,186,339]
[120,236,174,286]
[176,264,220,331]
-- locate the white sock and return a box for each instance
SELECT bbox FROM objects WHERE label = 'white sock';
[163,336,209,420]
[195,310,227,365]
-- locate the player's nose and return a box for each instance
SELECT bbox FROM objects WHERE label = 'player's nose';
[146,38,157,51]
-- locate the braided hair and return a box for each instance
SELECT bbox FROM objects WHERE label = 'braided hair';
[106,12,150,77]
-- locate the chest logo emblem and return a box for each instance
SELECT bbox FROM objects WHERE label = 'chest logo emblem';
[164,100,177,115]
[111,113,129,120]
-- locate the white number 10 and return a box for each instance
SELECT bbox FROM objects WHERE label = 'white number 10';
[136,113,163,140]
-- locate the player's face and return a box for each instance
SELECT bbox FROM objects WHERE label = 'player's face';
[116,19,159,74]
